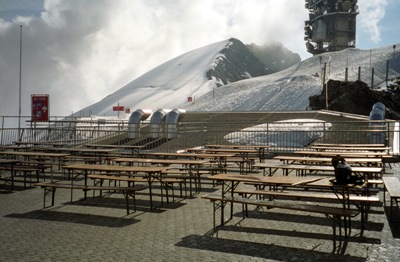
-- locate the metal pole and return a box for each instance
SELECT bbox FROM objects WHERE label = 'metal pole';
[371,67,375,89]
[18,25,22,141]
[323,63,327,110]
[386,60,389,87]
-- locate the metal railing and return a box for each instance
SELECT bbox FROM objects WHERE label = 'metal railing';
[1,116,398,155]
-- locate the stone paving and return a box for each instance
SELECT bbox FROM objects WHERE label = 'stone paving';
[1,161,400,262]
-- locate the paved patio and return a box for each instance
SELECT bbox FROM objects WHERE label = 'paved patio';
[1,161,400,261]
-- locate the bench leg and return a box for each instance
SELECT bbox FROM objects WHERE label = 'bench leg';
[327,214,347,254]
[389,197,399,223]
[42,186,56,208]
[124,191,137,215]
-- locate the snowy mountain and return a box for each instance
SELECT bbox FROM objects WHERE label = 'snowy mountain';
[187,45,400,112]
[74,38,400,117]
[75,38,271,116]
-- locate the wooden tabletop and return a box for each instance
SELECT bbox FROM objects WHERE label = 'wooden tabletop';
[0,151,70,158]
[14,141,68,147]
[309,146,390,152]
[0,159,21,164]
[32,147,116,155]
[112,158,209,166]
[311,143,386,147]
[62,163,166,173]
[186,148,258,154]
[207,173,325,186]
[253,163,382,176]
[274,155,383,164]
[294,150,389,158]
[144,152,235,159]
[85,144,144,149]
[0,145,32,151]
[204,144,270,149]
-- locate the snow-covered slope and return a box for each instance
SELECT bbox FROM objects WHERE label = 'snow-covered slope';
[75,39,400,117]
[188,45,400,111]
[75,38,268,116]
[75,40,229,116]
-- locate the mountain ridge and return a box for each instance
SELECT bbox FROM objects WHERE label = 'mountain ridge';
[76,38,280,116]
[73,39,400,118]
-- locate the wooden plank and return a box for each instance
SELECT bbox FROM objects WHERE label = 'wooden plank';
[234,189,380,202]
[202,194,359,217]
[383,177,400,198]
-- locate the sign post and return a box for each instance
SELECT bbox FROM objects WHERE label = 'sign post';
[112,103,125,118]
[31,94,49,122]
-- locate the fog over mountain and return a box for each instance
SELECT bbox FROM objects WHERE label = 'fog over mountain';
[246,41,301,73]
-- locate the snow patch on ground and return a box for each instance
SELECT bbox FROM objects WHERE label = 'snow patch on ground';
[225,119,332,147]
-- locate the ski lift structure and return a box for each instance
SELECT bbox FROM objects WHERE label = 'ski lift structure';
[304,0,359,55]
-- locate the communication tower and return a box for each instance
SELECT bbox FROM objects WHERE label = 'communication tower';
[304,0,359,55]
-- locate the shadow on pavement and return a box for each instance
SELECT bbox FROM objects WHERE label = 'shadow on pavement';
[176,234,368,261]
[5,209,140,228]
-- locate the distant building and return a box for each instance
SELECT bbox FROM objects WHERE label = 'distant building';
[304,0,359,55]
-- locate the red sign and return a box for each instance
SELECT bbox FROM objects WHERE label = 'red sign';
[187,97,193,102]
[125,107,131,113]
[112,106,125,111]
[31,94,49,121]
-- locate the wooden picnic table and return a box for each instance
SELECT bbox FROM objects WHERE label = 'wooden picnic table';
[0,159,21,190]
[294,150,390,158]
[62,163,166,209]
[274,155,383,166]
[204,173,364,242]
[311,143,385,147]
[204,144,270,159]
[144,152,234,159]
[0,151,70,160]
[185,148,259,165]
[309,145,390,152]
[143,152,235,169]
[206,173,326,223]
[14,141,68,148]
[112,158,211,196]
[204,144,270,149]
[112,157,209,166]
[252,162,383,179]
[0,151,70,181]
[186,147,259,154]
[31,147,115,163]
[85,144,144,156]
[0,145,32,151]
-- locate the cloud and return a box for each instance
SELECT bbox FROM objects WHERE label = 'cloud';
[0,0,319,118]
[358,0,388,43]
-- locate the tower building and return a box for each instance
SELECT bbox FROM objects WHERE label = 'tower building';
[304,0,359,55]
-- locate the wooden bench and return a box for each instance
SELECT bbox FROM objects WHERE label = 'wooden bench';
[163,169,210,195]
[61,155,101,165]
[87,173,183,204]
[234,188,380,202]
[0,164,49,188]
[202,193,359,248]
[34,182,147,215]
[382,176,400,222]
[234,188,379,229]
[226,156,258,174]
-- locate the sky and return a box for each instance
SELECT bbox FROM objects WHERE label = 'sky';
[0,0,399,117]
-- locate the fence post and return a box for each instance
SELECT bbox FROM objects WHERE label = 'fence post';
[371,67,375,89]
[323,63,327,110]
[386,60,389,87]
[0,116,4,144]
[393,122,400,154]
[358,66,361,81]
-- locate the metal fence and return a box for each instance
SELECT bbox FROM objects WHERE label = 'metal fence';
[1,116,398,155]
